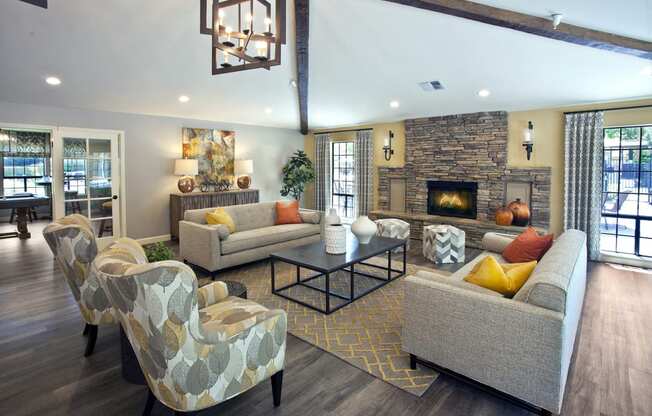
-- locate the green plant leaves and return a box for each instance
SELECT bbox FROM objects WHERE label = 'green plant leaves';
[280,150,315,200]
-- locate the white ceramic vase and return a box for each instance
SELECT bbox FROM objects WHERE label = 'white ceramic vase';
[325,224,347,254]
[324,208,341,226]
[351,215,377,244]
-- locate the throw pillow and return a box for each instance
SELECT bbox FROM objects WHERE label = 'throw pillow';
[464,256,537,297]
[502,227,553,263]
[206,208,236,233]
[276,200,302,225]
[299,210,321,224]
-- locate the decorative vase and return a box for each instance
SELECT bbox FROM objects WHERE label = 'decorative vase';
[351,215,377,244]
[495,206,514,226]
[325,224,346,254]
[508,198,531,226]
[324,208,341,226]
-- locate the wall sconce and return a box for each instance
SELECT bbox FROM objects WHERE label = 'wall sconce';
[383,130,395,161]
[523,121,534,160]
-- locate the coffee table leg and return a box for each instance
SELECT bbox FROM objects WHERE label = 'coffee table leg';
[402,242,407,275]
[387,250,392,280]
[325,272,330,313]
[350,263,355,300]
[296,265,301,283]
[271,258,276,293]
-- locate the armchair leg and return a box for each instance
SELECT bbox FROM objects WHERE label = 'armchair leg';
[84,325,98,357]
[271,370,283,407]
[142,389,156,416]
[409,353,417,370]
[83,323,90,336]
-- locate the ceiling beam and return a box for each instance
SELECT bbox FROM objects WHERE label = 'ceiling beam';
[19,0,47,8]
[380,0,652,60]
[295,0,309,134]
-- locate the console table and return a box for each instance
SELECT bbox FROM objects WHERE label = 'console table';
[169,189,259,239]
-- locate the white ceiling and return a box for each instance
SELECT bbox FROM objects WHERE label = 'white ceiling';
[0,0,651,131]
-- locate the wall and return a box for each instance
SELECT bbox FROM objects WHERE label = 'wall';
[0,101,304,239]
[303,122,405,209]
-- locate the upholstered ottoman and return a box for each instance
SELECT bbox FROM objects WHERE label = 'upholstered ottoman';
[375,219,410,252]
[423,225,465,264]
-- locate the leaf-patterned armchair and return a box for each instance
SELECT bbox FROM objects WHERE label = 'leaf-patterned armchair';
[92,243,287,416]
[43,214,147,356]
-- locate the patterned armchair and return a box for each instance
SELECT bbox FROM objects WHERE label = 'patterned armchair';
[43,214,147,356]
[92,243,287,416]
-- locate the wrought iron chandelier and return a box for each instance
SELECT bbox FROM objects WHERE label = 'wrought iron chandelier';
[200,0,286,75]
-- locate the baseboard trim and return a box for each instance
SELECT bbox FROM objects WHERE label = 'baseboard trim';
[599,252,652,269]
[137,234,171,245]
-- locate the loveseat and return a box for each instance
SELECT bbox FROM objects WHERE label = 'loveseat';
[402,230,587,414]
[179,202,322,276]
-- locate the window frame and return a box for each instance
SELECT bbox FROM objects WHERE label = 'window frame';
[2,156,48,196]
[331,141,355,220]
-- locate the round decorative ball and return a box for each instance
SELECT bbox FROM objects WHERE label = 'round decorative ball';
[508,198,531,226]
[177,176,195,193]
[495,206,514,226]
[237,175,251,189]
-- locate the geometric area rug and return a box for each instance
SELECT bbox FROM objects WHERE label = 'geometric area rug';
[198,256,450,396]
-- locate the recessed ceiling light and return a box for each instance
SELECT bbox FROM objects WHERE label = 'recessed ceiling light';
[478,89,491,97]
[45,76,61,86]
[642,66,652,76]
[178,95,190,103]
[390,100,400,108]
[265,107,273,114]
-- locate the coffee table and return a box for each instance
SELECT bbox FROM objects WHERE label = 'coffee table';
[270,236,407,314]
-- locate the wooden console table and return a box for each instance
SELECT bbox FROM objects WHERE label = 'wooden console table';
[170,189,259,239]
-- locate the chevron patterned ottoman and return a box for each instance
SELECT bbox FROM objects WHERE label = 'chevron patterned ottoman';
[423,224,465,264]
[375,218,410,252]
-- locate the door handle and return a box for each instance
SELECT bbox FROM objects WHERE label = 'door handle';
[112,195,118,200]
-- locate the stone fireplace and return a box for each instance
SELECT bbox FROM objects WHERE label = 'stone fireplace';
[427,181,477,219]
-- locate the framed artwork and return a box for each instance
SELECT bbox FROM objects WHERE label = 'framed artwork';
[182,128,235,187]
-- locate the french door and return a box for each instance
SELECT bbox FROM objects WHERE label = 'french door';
[52,128,122,245]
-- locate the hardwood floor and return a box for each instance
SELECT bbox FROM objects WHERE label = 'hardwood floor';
[1,221,651,415]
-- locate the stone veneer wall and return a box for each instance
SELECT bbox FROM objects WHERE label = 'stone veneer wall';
[378,111,551,229]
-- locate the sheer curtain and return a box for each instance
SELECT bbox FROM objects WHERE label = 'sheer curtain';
[354,130,374,217]
[314,133,331,211]
[564,111,604,260]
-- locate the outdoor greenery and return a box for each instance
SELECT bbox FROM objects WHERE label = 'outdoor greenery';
[145,242,175,263]
[280,150,315,201]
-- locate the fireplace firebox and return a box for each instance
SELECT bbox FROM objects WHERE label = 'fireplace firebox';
[427,181,478,219]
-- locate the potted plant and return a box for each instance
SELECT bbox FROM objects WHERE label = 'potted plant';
[145,242,175,263]
[280,150,315,201]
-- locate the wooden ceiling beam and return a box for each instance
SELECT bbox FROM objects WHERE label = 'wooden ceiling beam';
[295,0,309,134]
[380,0,652,60]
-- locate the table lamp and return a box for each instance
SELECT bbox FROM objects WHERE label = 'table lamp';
[235,159,254,189]
[174,159,198,193]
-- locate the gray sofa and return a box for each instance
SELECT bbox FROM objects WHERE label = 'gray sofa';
[179,202,322,276]
[402,230,587,414]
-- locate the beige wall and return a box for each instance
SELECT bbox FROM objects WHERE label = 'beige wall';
[304,99,652,236]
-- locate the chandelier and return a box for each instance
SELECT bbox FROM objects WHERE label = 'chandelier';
[200,0,286,75]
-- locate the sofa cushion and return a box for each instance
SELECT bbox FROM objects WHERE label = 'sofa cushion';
[221,223,321,255]
[223,202,277,232]
[512,230,587,314]
[299,209,321,224]
[414,270,504,297]
[463,256,537,297]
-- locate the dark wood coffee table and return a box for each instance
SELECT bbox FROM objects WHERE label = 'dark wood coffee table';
[270,236,407,314]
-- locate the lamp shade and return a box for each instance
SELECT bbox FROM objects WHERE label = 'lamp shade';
[174,159,198,176]
[235,159,254,174]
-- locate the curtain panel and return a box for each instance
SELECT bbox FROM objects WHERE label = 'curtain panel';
[314,133,331,211]
[564,111,604,260]
[354,130,374,217]
[0,129,51,157]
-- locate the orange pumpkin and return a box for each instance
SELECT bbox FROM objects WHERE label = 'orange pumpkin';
[495,207,514,226]
[508,198,531,226]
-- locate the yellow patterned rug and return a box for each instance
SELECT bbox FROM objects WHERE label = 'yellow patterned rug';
[198,257,448,396]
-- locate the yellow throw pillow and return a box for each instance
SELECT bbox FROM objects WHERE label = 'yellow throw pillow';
[463,256,537,297]
[206,208,236,233]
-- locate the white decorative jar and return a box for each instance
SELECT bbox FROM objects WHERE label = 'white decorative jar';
[351,215,377,244]
[325,224,346,254]
[324,208,341,226]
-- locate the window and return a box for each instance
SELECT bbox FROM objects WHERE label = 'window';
[2,156,48,196]
[600,126,652,256]
[331,141,355,219]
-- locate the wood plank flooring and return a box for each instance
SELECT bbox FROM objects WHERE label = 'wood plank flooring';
[1,221,651,415]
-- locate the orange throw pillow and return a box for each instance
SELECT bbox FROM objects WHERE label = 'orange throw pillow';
[502,227,553,263]
[275,200,302,225]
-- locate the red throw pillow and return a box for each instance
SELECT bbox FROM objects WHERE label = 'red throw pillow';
[275,200,302,225]
[502,227,553,263]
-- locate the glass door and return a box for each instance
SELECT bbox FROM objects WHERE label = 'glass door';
[52,128,121,243]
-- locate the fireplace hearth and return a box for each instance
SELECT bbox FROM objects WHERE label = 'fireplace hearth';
[428,181,478,219]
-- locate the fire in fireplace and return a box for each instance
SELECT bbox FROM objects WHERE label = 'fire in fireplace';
[428,181,478,219]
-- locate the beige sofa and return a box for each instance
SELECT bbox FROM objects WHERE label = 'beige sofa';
[179,202,322,277]
[402,230,587,415]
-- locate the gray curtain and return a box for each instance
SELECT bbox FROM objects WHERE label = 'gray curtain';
[564,111,604,260]
[354,130,374,217]
[314,133,331,211]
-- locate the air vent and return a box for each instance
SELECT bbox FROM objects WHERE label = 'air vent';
[418,80,445,92]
